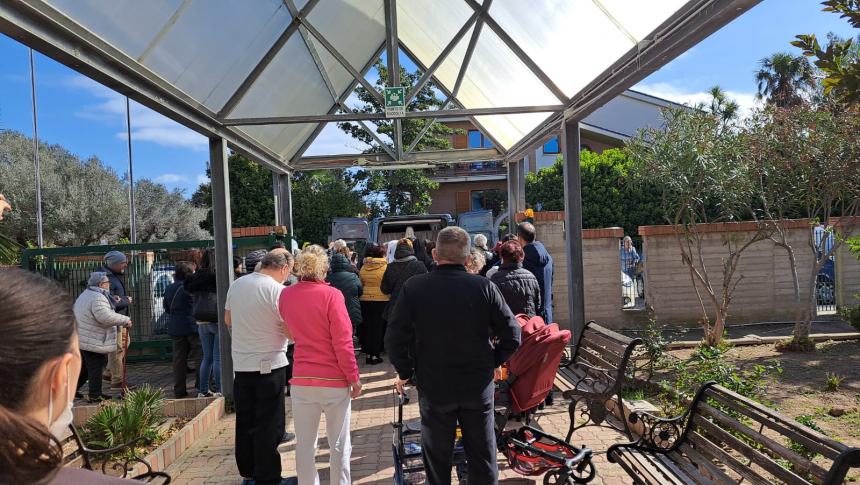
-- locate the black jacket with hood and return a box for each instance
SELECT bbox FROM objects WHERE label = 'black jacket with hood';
[522,241,554,323]
[326,253,363,327]
[381,243,428,319]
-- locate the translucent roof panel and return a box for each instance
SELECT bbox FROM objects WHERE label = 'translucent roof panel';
[29,0,713,167]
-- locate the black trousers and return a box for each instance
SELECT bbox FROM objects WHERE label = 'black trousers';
[359,301,387,355]
[172,334,202,398]
[419,383,497,485]
[77,350,108,397]
[234,366,286,485]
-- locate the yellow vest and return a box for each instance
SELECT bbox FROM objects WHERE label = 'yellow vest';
[359,257,390,302]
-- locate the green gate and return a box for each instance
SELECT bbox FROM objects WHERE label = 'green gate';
[21,236,277,362]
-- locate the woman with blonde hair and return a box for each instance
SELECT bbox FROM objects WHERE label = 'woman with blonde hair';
[279,245,361,485]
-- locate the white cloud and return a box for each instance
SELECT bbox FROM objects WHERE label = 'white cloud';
[634,82,761,118]
[196,174,209,185]
[154,173,188,184]
[66,75,207,151]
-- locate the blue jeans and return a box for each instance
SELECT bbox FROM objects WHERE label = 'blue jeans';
[197,323,221,394]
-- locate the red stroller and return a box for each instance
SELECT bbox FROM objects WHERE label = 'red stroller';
[494,315,596,484]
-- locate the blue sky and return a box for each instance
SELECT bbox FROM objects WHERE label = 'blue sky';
[0,0,855,197]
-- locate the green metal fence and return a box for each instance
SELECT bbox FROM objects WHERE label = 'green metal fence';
[21,236,276,361]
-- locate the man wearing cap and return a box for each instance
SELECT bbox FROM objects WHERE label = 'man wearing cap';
[100,250,133,391]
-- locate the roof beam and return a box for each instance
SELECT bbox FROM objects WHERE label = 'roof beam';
[293,147,502,170]
[301,16,386,107]
[464,0,568,104]
[224,105,564,126]
[288,42,386,164]
[218,0,320,118]
[1,0,288,173]
[398,41,506,155]
[406,0,491,155]
[285,0,396,161]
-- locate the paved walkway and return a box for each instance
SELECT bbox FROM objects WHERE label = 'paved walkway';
[165,363,629,484]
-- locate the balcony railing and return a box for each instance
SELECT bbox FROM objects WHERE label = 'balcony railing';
[431,161,506,178]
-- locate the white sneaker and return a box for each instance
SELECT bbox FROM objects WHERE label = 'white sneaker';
[197,392,213,398]
[213,392,223,397]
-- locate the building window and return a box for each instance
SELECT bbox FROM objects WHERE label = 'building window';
[468,130,493,148]
[471,190,485,211]
[543,137,560,154]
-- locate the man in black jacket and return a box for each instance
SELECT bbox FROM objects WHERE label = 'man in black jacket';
[100,250,132,390]
[387,226,521,485]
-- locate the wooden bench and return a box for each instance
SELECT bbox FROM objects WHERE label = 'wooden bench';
[60,424,171,483]
[607,381,860,484]
[555,320,642,442]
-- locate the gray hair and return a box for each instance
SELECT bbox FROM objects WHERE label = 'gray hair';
[260,251,291,270]
[623,235,633,244]
[88,271,109,287]
[435,226,470,263]
[332,239,348,251]
[473,233,488,249]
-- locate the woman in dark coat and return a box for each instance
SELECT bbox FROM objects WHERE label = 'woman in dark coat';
[490,240,541,318]
[164,261,201,398]
[327,252,363,329]
[381,238,428,321]
[183,249,221,397]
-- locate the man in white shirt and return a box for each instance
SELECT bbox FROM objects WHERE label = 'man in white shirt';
[225,251,293,485]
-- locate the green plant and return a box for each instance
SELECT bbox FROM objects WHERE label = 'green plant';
[668,344,782,408]
[632,318,669,383]
[826,372,845,392]
[621,388,646,401]
[83,385,165,451]
[841,295,860,330]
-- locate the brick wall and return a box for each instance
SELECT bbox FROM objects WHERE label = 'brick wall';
[522,212,860,330]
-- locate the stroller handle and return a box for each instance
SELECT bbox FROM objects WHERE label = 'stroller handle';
[565,447,593,468]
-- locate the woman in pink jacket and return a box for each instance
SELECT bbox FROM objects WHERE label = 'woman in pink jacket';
[279,245,361,485]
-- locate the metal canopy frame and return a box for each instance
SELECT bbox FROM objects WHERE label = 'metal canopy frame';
[0,0,759,172]
[0,0,760,399]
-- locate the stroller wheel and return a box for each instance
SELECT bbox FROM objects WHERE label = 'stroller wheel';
[543,460,596,484]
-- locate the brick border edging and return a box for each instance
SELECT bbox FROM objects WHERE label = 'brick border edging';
[131,396,225,475]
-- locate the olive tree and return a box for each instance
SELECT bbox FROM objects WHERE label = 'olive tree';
[745,103,860,347]
[628,102,769,346]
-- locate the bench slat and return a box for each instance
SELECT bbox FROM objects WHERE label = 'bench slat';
[686,431,771,485]
[704,387,847,457]
[693,414,808,484]
[575,346,621,375]
[580,330,628,357]
[659,452,714,485]
[697,401,828,481]
[587,322,635,346]
[618,447,690,485]
[677,442,736,484]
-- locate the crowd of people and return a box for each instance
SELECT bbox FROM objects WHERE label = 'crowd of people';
[0,195,557,484]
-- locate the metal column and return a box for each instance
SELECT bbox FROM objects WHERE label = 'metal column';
[125,97,137,243]
[562,119,585,341]
[28,48,44,247]
[507,160,518,233]
[273,172,293,236]
[384,0,403,159]
[516,156,526,212]
[209,137,235,399]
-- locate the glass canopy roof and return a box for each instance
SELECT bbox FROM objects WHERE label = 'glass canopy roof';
[4,0,754,171]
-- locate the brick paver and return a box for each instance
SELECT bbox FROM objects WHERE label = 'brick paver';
[165,363,630,484]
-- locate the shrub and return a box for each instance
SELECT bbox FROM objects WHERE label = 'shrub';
[826,372,845,392]
[666,344,782,410]
[83,385,165,451]
[840,294,860,331]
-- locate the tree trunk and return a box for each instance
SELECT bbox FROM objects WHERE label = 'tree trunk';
[706,310,726,347]
[793,274,817,343]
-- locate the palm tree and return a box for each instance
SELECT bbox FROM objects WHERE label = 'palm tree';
[707,86,740,124]
[755,52,816,108]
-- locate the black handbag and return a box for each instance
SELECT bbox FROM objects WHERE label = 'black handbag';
[192,291,219,322]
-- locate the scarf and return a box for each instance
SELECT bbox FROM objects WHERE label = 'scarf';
[88,286,116,309]
[394,255,417,263]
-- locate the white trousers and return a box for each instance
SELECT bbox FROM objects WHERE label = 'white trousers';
[291,385,352,485]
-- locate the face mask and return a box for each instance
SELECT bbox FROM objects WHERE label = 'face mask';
[47,363,74,440]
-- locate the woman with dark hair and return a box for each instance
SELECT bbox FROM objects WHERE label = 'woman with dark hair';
[358,243,389,364]
[490,240,541,317]
[183,248,221,397]
[164,261,201,398]
[0,268,135,484]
